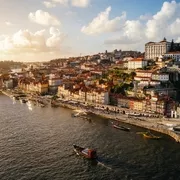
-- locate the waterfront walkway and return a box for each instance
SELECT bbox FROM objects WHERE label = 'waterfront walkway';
[56,99,180,143]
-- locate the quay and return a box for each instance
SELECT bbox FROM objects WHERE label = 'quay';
[1,89,180,143]
[51,98,180,143]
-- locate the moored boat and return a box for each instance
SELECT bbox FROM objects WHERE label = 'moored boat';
[173,126,180,132]
[20,98,27,104]
[71,109,87,117]
[112,124,130,131]
[73,144,97,159]
[142,132,161,139]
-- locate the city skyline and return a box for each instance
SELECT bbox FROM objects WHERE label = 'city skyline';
[0,0,180,61]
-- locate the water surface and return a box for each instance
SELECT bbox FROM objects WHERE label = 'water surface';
[0,95,179,180]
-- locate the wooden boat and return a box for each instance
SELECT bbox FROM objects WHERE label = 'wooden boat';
[142,132,161,139]
[73,144,97,159]
[112,124,130,131]
[173,126,180,132]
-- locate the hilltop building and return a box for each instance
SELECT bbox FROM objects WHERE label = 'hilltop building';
[145,38,180,60]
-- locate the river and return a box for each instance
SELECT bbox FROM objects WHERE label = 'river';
[0,95,180,180]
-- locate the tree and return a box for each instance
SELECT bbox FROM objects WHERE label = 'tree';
[169,39,174,52]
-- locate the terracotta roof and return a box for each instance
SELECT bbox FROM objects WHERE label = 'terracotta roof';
[165,51,180,54]
[129,58,145,62]
[135,76,151,79]
[136,70,153,73]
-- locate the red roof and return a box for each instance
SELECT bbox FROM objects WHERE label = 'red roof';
[165,51,180,54]
[129,58,144,62]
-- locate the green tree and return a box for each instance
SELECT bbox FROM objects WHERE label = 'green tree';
[169,39,174,52]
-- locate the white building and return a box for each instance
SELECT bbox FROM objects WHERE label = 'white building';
[134,70,168,87]
[164,51,180,61]
[58,85,71,100]
[58,85,109,105]
[49,78,62,86]
[151,73,169,82]
[145,38,171,60]
[86,90,109,105]
[134,70,153,81]
[128,58,148,70]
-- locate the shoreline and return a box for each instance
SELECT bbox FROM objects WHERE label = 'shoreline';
[56,100,180,143]
[2,90,180,143]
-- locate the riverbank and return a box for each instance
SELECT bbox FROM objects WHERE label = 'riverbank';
[55,99,180,143]
[2,89,180,143]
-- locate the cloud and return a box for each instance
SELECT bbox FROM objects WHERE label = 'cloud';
[43,1,56,8]
[65,10,77,16]
[5,21,13,26]
[104,20,144,45]
[71,0,90,7]
[47,27,67,48]
[175,37,180,42]
[0,27,66,54]
[104,1,180,51]
[139,14,151,21]
[81,6,126,35]
[28,10,60,26]
[145,1,180,40]
[105,36,137,45]
[50,0,90,7]
[170,18,180,36]
[52,0,69,6]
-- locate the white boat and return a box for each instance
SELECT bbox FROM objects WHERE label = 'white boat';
[27,100,32,106]
[71,109,87,117]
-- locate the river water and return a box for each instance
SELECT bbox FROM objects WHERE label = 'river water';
[0,95,180,180]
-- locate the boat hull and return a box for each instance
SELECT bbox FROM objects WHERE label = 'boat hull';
[73,145,97,159]
[113,125,130,131]
[143,133,161,139]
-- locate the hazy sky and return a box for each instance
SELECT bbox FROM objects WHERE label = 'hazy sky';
[0,0,180,61]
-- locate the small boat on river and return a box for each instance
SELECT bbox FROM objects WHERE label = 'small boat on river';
[73,144,97,159]
[112,124,130,131]
[142,131,161,139]
[173,126,180,132]
[20,98,27,104]
[71,109,87,117]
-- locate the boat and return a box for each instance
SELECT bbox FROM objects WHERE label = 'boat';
[142,131,161,139]
[73,144,97,159]
[173,126,180,132]
[112,124,130,131]
[71,109,87,117]
[20,98,27,104]
[40,103,46,107]
[22,99,27,103]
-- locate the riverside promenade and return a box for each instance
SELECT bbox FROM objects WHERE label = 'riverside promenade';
[57,99,180,143]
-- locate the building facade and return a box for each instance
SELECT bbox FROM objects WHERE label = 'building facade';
[164,51,180,61]
[145,38,171,60]
[128,58,147,70]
